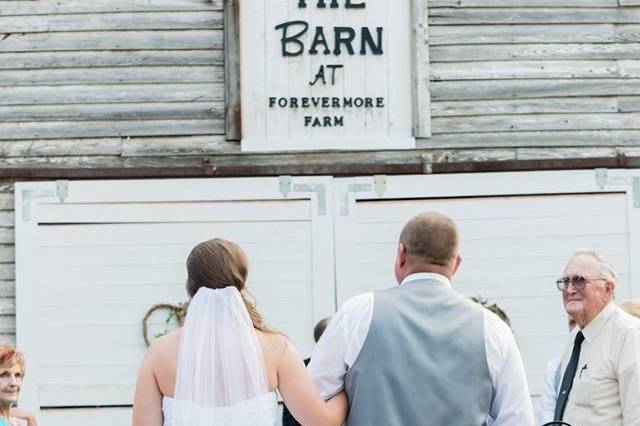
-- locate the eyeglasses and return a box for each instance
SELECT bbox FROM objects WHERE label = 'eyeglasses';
[555,275,607,291]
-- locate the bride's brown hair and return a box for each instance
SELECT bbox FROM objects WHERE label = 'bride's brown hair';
[186,238,274,333]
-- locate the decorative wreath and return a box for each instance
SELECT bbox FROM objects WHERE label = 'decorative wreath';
[142,302,189,347]
[471,296,512,329]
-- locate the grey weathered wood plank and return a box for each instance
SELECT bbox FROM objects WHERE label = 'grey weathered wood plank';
[431,79,640,100]
[619,97,640,112]
[0,282,14,298]
[224,0,240,141]
[0,11,222,33]
[0,0,221,15]
[431,43,640,61]
[621,0,640,5]
[0,31,223,52]
[122,135,237,156]
[431,98,618,117]
[0,299,15,316]
[0,66,222,86]
[0,50,223,70]
[429,8,640,25]
[432,113,640,133]
[0,83,224,105]
[516,147,618,160]
[0,213,13,228]
[620,61,640,78]
[0,102,224,122]
[413,0,432,138]
[0,138,121,157]
[430,24,640,45]
[0,247,14,264]
[425,130,640,148]
[0,195,12,211]
[429,0,618,6]
[0,230,13,244]
[431,60,621,81]
[0,265,13,281]
[0,119,224,140]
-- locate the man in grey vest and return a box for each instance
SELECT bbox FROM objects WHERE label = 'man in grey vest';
[308,212,535,425]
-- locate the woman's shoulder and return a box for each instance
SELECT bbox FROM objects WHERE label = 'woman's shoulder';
[146,328,181,365]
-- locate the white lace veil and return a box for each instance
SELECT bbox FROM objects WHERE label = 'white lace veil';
[172,286,276,425]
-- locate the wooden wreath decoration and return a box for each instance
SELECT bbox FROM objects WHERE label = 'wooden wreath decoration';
[142,302,189,347]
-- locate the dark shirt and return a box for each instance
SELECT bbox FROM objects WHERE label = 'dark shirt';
[282,358,310,426]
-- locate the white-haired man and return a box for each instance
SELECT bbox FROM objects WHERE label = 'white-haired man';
[553,250,640,426]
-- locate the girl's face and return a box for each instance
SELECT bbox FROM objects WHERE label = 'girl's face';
[0,363,22,405]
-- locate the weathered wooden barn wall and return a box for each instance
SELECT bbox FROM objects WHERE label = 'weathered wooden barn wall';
[1,0,640,342]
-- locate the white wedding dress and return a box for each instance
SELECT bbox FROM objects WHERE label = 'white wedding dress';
[162,286,278,426]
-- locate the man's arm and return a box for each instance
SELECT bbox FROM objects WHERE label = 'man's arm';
[618,328,640,426]
[307,292,373,399]
[485,312,536,426]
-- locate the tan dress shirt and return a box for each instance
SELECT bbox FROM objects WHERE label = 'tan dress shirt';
[561,302,640,426]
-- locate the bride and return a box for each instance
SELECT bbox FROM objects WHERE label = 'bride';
[132,238,347,426]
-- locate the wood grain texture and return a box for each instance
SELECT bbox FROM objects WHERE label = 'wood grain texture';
[1,120,223,140]
[430,60,635,80]
[432,113,640,133]
[431,44,640,61]
[431,79,640,100]
[0,0,221,15]
[0,83,224,105]
[425,131,640,148]
[0,66,222,86]
[0,12,222,33]
[431,98,619,117]
[429,8,640,25]
[430,24,640,45]
[0,31,223,52]
[429,0,618,6]
[0,103,223,122]
[0,50,223,70]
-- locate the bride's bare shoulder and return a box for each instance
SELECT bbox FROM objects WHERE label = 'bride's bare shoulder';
[256,331,289,358]
[147,328,182,361]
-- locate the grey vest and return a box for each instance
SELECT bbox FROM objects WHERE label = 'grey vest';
[344,279,492,426]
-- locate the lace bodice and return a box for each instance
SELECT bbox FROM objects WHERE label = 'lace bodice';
[162,392,278,426]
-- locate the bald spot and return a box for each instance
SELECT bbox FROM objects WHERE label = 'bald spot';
[399,212,459,266]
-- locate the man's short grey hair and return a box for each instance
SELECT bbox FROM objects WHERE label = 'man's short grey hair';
[571,248,617,282]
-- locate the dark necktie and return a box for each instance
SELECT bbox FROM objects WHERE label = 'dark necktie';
[554,330,585,421]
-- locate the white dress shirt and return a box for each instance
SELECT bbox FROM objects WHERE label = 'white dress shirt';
[561,302,640,426]
[308,273,535,426]
[538,355,562,424]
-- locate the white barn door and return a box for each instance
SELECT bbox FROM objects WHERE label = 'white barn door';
[334,170,640,406]
[15,177,335,425]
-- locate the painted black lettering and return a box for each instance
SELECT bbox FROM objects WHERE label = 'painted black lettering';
[309,27,332,55]
[360,27,383,55]
[310,65,327,86]
[290,98,299,108]
[354,97,364,107]
[269,97,276,107]
[334,27,356,55]
[335,116,344,126]
[345,0,366,8]
[326,64,344,84]
[275,20,309,57]
[365,98,373,108]
[376,97,385,107]
[332,97,340,107]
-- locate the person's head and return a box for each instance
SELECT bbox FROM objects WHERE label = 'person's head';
[620,299,640,320]
[186,238,272,333]
[0,346,25,407]
[558,249,617,328]
[313,317,331,343]
[394,212,462,284]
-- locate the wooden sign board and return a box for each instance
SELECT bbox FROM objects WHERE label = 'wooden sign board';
[240,0,415,152]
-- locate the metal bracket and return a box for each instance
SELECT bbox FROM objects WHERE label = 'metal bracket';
[278,176,326,215]
[293,183,327,215]
[633,177,640,208]
[595,168,607,190]
[279,175,292,198]
[56,180,69,203]
[21,188,55,221]
[373,175,386,197]
[340,183,373,216]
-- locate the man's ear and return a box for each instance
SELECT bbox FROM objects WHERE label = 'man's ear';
[452,253,463,276]
[396,243,407,268]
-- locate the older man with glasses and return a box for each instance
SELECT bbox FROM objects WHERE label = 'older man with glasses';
[551,249,640,426]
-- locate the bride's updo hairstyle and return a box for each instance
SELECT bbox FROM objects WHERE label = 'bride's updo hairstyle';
[186,238,272,333]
